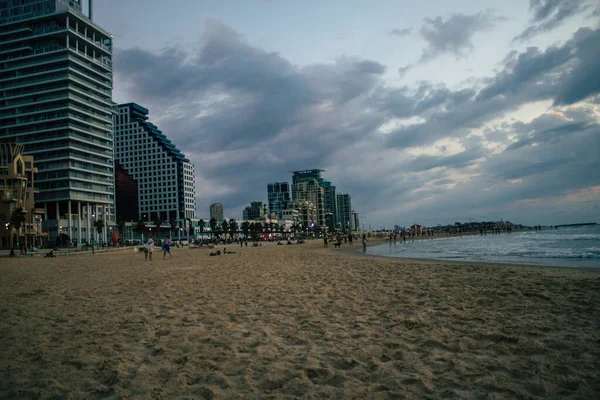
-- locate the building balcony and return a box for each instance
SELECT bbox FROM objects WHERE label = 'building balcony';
[67,28,111,56]
[0,63,69,84]
[68,47,112,72]
[0,27,68,47]
[0,83,65,101]
[0,46,32,56]
[68,112,112,132]
[2,48,68,71]
[69,74,111,97]
[0,72,68,90]
[0,53,69,75]
[0,27,33,38]
[68,84,113,107]
[0,111,69,129]
[69,66,111,90]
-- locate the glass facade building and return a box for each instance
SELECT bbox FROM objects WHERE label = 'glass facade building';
[267,181,290,219]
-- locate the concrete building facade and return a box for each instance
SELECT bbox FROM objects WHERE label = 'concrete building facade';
[291,169,325,228]
[0,142,45,248]
[242,201,266,221]
[0,0,115,245]
[209,202,223,222]
[352,210,360,231]
[290,199,316,231]
[114,103,196,231]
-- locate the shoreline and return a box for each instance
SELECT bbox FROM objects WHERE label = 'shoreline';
[343,244,600,271]
[339,232,600,271]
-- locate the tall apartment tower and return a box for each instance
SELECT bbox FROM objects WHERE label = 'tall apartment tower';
[267,182,290,219]
[114,103,196,227]
[322,181,337,230]
[0,0,115,245]
[291,169,325,228]
[209,202,223,222]
[336,193,352,231]
[352,211,360,231]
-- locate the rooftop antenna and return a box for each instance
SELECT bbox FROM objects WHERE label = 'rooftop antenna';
[89,0,93,21]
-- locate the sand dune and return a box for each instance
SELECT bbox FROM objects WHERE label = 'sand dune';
[1,241,599,399]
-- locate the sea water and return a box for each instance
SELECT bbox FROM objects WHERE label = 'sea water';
[368,224,600,268]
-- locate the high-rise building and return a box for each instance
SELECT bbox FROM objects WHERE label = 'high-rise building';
[209,202,224,222]
[352,210,359,231]
[267,182,290,219]
[114,103,196,228]
[336,193,352,231]
[0,0,115,245]
[292,169,325,227]
[290,199,316,229]
[242,201,266,221]
[322,181,337,230]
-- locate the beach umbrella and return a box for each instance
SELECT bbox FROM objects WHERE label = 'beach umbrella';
[112,230,118,246]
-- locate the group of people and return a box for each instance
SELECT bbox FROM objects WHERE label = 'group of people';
[324,233,369,251]
[142,235,172,261]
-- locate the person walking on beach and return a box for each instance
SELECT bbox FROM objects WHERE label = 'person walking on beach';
[323,234,328,248]
[162,236,172,259]
[348,233,353,246]
[362,233,368,252]
[145,235,154,261]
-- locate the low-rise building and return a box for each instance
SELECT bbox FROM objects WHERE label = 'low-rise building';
[0,143,44,249]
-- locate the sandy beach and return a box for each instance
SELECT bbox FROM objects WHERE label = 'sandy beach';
[1,241,599,399]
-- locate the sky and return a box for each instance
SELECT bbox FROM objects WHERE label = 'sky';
[93,0,600,228]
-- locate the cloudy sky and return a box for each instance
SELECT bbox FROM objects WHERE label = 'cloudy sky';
[93,0,600,228]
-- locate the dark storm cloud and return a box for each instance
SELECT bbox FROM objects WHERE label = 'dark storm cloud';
[418,10,503,62]
[114,18,600,224]
[515,0,591,42]
[553,28,600,105]
[384,27,600,150]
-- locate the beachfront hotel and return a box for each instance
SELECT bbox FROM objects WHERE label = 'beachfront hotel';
[322,180,338,231]
[267,181,290,219]
[0,0,115,245]
[209,202,223,222]
[291,169,325,228]
[290,199,317,230]
[114,103,196,233]
[337,193,353,231]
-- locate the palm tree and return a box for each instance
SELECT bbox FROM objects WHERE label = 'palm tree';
[229,218,238,240]
[241,221,250,239]
[169,218,178,238]
[209,218,217,241]
[133,219,146,242]
[153,216,163,239]
[94,219,104,237]
[251,222,262,240]
[221,220,229,240]
[116,218,125,236]
[10,207,26,248]
[197,219,206,241]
